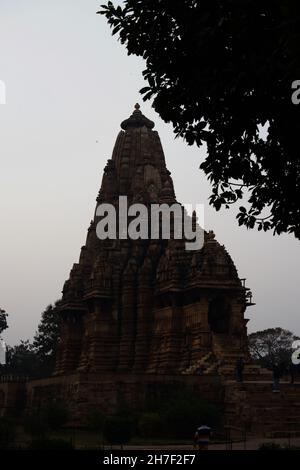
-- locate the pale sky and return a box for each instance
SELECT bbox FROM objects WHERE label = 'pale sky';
[0,0,299,345]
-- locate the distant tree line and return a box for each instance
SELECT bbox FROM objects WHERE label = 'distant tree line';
[248,327,299,370]
[0,303,60,379]
[1,304,299,378]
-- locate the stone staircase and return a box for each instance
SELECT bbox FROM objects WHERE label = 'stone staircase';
[224,381,300,436]
[181,350,272,380]
[181,352,217,375]
[181,351,299,437]
[218,358,272,381]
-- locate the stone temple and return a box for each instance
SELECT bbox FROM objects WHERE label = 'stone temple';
[1,106,299,435]
[53,103,250,379]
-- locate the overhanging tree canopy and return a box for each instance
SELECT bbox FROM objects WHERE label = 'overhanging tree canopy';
[100,0,300,238]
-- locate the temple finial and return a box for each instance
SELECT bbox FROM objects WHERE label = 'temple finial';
[121,104,155,130]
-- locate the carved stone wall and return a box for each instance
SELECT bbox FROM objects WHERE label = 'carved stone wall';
[53,106,249,378]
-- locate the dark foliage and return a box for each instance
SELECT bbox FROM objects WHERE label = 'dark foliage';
[0,308,8,336]
[24,413,48,439]
[86,408,106,432]
[23,403,68,440]
[103,415,134,445]
[43,402,69,431]
[3,303,61,378]
[160,389,220,438]
[0,418,16,449]
[100,0,300,238]
[249,327,299,369]
[32,303,61,376]
[5,340,40,377]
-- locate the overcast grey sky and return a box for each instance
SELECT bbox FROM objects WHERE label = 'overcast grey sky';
[0,0,299,345]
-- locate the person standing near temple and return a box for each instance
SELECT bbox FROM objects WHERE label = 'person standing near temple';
[235,357,245,382]
[194,425,212,451]
[272,363,282,392]
[288,361,297,384]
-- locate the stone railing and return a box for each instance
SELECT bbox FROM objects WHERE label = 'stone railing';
[0,374,29,384]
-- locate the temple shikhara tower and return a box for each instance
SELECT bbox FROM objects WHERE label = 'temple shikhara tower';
[53,104,250,380]
[8,105,299,435]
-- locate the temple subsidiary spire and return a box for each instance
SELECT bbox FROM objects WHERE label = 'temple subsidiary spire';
[121,103,155,130]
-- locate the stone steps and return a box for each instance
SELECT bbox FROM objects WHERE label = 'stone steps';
[225,381,300,436]
[181,352,215,375]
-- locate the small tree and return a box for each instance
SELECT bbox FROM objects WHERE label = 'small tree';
[4,302,61,378]
[249,327,299,369]
[33,303,61,377]
[5,341,40,377]
[103,415,134,448]
[86,409,106,433]
[43,402,69,431]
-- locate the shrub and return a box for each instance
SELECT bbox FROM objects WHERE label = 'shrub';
[86,409,106,432]
[43,402,68,430]
[0,418,16,449]
[161,389,220,438]
[24,413,48,438]
[138,413,162,438]
[103,415,134,446]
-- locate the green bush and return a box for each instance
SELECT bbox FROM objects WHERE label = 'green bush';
[86,409,106,432]
[103,415,134,446]
[0,418,16,449]
[28,438,73,450]
[138,413,162,438]
[161,389,220,438]
[43,402,68,430]
[24,413,48,438]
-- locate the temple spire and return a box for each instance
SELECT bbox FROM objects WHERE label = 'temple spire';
[121,104,155,130]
